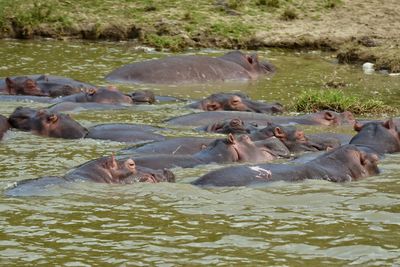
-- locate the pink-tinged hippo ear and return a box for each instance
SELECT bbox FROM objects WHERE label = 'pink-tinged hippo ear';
[324,111,335,121]
[229,95,242,105]
[206,102,220,111]
[353,121,363,132]
[227,133,236,144]
[103,153,118,170]
[47,114,58,123]
[383,118,395,129]
[200,144,208,150]
[245,55,253,65]
[87,88,97,95]
[273,127,286,139]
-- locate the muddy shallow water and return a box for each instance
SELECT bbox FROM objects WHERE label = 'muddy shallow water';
[0,40,399,266]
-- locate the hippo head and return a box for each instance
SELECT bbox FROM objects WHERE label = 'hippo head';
[76,87,133,104]
[220,51,276,76]
[188,93,283,114]
[99,155,175,184]
[350,119,400,154]
[308,110,355,126]
[9,107,88,139]
[205,118,253,134]
[5,77,47,96]
[130,90,156,104]
[196,133,275,163]
[313,145,380,181]
[249,123,325,152]
[8,106,37,131]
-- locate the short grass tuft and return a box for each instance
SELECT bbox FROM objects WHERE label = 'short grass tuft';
[290,89,397,115]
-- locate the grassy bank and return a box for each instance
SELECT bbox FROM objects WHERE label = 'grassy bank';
[0,0,399,71]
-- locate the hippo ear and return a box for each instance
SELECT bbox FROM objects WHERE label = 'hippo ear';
[273,127,286,139]
[227,133,236,144]
[87,88,97,95]
[324,111,335,121]
[103,153,118,170]
[383,119,395,129]
[353,121,363,132]
[47,114,58,124]
[206,102,220,111]
[359,151,379,166]
[245,55,254,65]
[5,77,14,93]
[229,95,242,105]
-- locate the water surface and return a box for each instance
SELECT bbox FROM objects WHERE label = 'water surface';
[0,40,399,266]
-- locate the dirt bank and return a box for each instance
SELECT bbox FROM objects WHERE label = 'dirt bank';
[0,0,399,71]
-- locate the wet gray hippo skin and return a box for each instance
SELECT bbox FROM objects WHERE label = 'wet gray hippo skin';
[0,75,95,97]
[124,134,275,169]
[349,119,400,156]
[187,93,283,114]
[166,110,356,127]
[0,115,10,139]
[8,107,88,139]
[105,51,275,84]
[86,123,166,143]
[192,145,380,187]
[5,156,175,197]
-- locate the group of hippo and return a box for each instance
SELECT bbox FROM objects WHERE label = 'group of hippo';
[1,50,398,196]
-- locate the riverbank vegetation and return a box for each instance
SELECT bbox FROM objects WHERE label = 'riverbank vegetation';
[0,0,399,72]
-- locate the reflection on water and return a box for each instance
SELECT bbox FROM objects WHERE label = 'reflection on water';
[0,40,399,265]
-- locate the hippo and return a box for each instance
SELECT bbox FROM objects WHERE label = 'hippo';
[8,107,166,143]
[8,107,88,139]
[0,75,95,97]
[52,87,133,105]
[192,144,380,187]
[105,51,275,84]
[349,119,400,155]
[166,110,355,127]
[5,155,175,197]
[0,115,10,140]
[187,93,283,114]
[123,134,275,169]
[121,135,291,159]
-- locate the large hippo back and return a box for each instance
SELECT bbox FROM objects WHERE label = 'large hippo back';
[105,51,274,84]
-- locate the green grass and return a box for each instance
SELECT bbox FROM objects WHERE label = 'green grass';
[290,89,397,115]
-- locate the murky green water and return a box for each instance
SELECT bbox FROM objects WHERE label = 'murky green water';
[0,40,399,266]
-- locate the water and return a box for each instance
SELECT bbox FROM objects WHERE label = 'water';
[0,40,399,266]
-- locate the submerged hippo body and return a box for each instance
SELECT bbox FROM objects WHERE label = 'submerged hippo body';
[187,93,283,114]
[5,155,175,197]
[0,75,94,97]
[192,145,380,187]
[0,115,10,139]
[166,110,355,127]
[8,107,88,139]
[105,51,275,84]
[86,123,165,143]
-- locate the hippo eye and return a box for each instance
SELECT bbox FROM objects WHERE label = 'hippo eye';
[207,104,219,111]
[230,96,241,105]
